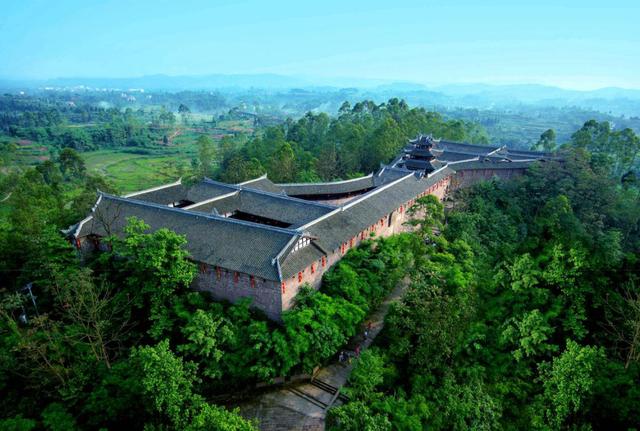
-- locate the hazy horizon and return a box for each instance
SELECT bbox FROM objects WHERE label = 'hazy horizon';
[4,72,640,94]
[2,0,639,91]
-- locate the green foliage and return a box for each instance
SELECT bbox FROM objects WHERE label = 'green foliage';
[130,340,256,430]
[570,119,640,179]
[335,146,640,429]
[41,403,77,431]
[0,416,37,431]
[196,135,216,178]
[217,98,484,183]
[327,401,392,431]
[532,128,557,151]
[102,217,197,338]
[344,348,392,401]
[535,340,605,429]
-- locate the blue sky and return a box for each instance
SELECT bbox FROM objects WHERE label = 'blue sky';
[1,0,638,90]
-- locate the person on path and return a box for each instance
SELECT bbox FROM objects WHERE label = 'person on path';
[355,344,361,358]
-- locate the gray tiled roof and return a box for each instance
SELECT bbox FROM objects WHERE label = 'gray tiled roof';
[402,158,443,172]
[78,194,297,280]
[278,174,376,196]
[403,147,436,158]
[280,243,325,280]
[451,160,536,170]
[300,168,455,261]
[127,179,238,205]
[125,183,187,205]
[188,187,336,228]
[237,176,285,193]
[437,140,501,155]
[437,150,490,162]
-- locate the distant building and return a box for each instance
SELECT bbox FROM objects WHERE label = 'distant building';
[68,136,555,320]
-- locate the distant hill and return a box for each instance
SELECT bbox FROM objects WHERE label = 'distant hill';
[2,74,640,117]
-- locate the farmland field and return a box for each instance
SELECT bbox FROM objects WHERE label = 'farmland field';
[83,150,191,193]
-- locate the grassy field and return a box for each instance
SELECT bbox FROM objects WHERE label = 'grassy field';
[2,119,255,194]
[83,150,191,193]
[82,120,254,193]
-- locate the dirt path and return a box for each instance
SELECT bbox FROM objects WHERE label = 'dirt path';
[167,128,181,145]
[237,278,410,431]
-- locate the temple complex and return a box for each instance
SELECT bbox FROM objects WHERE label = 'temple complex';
[68,135,556,320]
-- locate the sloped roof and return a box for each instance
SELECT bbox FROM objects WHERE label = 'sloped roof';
[288,167,454,266]
[237,175,285,193]
[437,150,490,162]
[126,178,238,205]
[77,194,297,280]
[451,159,536,170]
[403,147,436,158]
[278,174,376,196]
[124,180,187,204]
[436,140,501,155]
[402,158,443,172]
[187,187,336,228]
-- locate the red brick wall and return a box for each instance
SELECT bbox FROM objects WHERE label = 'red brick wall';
[193,266,282,321]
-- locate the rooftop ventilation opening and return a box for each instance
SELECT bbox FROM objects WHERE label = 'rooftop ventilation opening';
[228,210,292,228]
[169,200,195,208]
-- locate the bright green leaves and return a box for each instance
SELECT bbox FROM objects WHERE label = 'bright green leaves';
[345,348,393,401]
[130,340,256,430]
[502,309,558,361]
[177,309,231,379]
[104,217,196,339]
[131,339,198,427]
[535,340,605,429]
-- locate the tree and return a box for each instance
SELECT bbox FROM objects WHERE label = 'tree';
[196,135,216,178]
[536,340,604,429]
[131,340,256,430]
[49,268,131,368]
[327,401,391,431]
[58,148,86,179]
[178,104,191,125]
[267,142,297,182]
[532,128,556,152]
[406,195,445,241]
[178,308,231,379]
[345,348,390,400]
[102,217,196,339]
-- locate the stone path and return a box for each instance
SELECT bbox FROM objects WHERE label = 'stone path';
[237,278,409,431]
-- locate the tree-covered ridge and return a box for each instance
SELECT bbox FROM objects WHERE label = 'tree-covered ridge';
[328,147,640,430]
[216,99,489,183]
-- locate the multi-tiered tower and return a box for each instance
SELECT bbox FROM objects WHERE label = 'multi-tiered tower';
[397,134,443,174]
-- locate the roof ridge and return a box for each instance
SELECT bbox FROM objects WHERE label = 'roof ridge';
[238,185,338,209]
[123,178,182,198]
[278,173,374,187]
[182,190,240,210]
[202,177,242,191]
[439,149,498,156]
[446,157,480,165]
[237,174,269,185]
[99,192,300,236]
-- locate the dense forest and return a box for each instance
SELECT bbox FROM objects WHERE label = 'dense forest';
[328,137,640,429]
[215,99,489,183]
[1,94,639,429]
